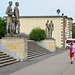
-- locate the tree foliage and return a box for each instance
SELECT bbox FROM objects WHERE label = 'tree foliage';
[0,17,6,39]
[72,23,75,38]
[29,27,46,41]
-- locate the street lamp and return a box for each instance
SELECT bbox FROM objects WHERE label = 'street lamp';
[56,9,61,15]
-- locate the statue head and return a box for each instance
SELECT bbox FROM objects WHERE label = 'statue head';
[15,2,19,7]
[9,1,12,6]
[47,20,49,23]
[50,20,52,23]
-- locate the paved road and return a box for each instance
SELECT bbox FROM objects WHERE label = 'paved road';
[10,51,75,75]
[0,50,65,75]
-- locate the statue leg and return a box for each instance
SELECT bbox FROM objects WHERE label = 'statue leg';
[14,26,16,34]
[15,26,16,34]
[51,31,52,38]
[18,25,20,34]
[48,30,50,39]
[10,23,12,34]
[17,22,20,34]
[45,28,47,38]
[50,30,52,39]
[49,31,50,38]
[6,24,8,33]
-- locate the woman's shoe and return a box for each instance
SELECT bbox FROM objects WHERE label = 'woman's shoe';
[70,61,73,64]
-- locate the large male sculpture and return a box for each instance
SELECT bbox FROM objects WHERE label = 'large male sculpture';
[14,2,20,34]
[6,1,14,34]
[45,20,54,39]
[49,20,54,39]
[45,20,49,38]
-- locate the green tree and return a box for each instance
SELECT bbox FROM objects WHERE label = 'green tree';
[0,17,6,39]
[29,27,46,41]
[72,23,75,38]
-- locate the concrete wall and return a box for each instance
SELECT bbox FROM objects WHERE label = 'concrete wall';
[1,37,28,61]
[37,39,56,52]
[20,17,63,48]
[20,16,72,48]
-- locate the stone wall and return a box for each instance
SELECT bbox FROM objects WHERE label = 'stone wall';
[20,16,72,48]
[37,39,56,52]
[20,17,62,48]
[1,37,27,61]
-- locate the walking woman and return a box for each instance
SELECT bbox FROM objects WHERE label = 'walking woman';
[68,43,74,64]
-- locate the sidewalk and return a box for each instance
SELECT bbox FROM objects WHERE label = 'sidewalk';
[10,51,75,75]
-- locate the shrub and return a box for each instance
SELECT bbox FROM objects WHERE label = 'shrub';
[29,27,46,41]
[0,17,6,39]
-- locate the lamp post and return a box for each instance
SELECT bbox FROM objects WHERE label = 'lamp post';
[62,13,65,49]
[56,9,61,15]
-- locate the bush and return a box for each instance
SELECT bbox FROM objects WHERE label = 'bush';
[29,27,46,41]
[0,17,6,39]
[72,23,75,38]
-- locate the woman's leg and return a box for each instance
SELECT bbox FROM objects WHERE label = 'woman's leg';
[70,57,73,64]
[71,57,73,62]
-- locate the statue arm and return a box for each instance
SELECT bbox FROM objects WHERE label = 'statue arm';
[46,23,49,28]
[6,7,9,14]
[52,24,54,31]
[6,7,13,16]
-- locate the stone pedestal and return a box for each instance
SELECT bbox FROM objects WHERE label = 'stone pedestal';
[37,39,56,52]
[1,37,28,61]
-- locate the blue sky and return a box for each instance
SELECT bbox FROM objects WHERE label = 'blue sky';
[0,0,75,22]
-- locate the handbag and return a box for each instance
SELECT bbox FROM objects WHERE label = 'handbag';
[72,46,75,53]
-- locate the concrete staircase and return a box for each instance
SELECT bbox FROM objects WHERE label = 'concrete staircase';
[0,51,18,67]
[28,41,50,59]
[0,33,51,64]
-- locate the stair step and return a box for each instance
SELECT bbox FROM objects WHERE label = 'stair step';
[0,53,7,56]
[0,50,18,67]
[0,60,18,67]
[0,56,13,61]
[28,50,48,53]
[0,51,3,53]
[28,52,47,56]
[0,55,10,58]
[28,41,50,59]
[28,51,48,54]
[28,53,47,59]
[28,53,47,57]
[28,52,48,55]
[0,58,16,64]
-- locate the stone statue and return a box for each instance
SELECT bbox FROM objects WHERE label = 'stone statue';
[5,1,20,35]
[49,20,54,39]
[6,1,14,34]
[45,20,54,39]
[45,20,49,38]
[14,2,20,34]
